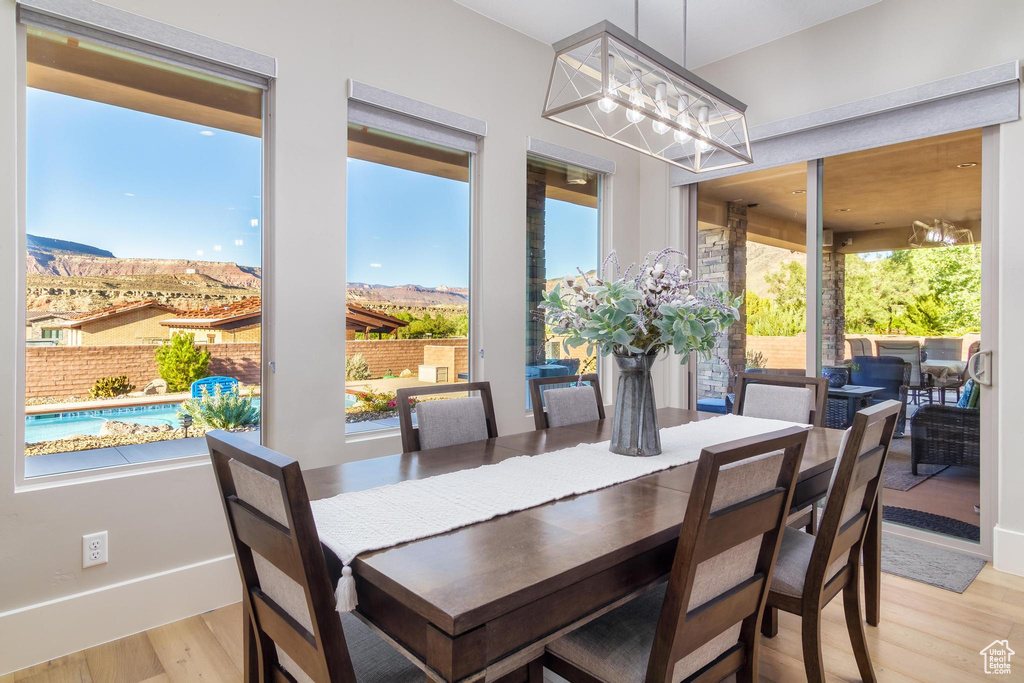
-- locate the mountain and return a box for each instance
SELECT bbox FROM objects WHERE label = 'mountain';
[26,234,261,312]
[346,283,469,308]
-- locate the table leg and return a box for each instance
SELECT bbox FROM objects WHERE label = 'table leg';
[864,489,882,626]
[846,397,857,428]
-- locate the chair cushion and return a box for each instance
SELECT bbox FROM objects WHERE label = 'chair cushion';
[771,527,848,599]
[544,385,600,427]
[741,384,814,424]
[956,379,974,408]
[415,395,488,450]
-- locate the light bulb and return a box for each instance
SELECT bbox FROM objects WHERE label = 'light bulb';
[673,95,691,144]
[652,83,670,135]
[695,105,712,153]
[597,52,618,113]
[625,70,645,124]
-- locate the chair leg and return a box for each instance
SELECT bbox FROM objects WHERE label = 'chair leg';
[843,580,877,683]
[800,606,827,683]
[806,504,818,536]
[761,605,779,638]
[526,657,544,683]
[243,609,259,683]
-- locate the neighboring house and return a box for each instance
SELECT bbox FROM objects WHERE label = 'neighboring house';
[25,310,71,343]
[50,300,179,346]
[161,297,261,343]
[345,302,409,339]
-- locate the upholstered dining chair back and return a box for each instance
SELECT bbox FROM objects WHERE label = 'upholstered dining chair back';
[529,373,605,430]
[207,430,357,683]
[642,427,807,682]
[845,337,873,359]
[396,381,497,453]
[924,337,962,361]
[733,372,828,426]
[876,339,924,386]
[803,401,900,605]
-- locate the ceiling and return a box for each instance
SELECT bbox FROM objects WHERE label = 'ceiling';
[698,129,983,253]
[452,0,879,68]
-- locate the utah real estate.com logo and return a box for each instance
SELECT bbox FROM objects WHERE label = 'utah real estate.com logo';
[980,640,1014,675]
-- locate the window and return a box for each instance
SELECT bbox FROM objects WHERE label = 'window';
[23,26,264,477]
[525,155,601,409]
[345,125,471,435]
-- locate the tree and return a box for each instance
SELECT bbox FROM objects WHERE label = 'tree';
[747,260,807,336]
[155,332,211,392]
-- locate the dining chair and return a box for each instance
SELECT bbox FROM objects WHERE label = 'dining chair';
[545,427,809,683]
[206,430,424,683]
[733,372,828,427]
[529,373,604,430]
[875,339,931,404]
[760,400,901,683]
[396,381,497,453]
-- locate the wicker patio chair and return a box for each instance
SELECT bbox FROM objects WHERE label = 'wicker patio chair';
[910,404,980,473]
[876,339,932,404]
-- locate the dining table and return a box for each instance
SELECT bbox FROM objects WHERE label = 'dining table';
[303,408,879,682]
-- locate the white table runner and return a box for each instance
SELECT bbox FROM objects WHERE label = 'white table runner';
[311,413,807,611]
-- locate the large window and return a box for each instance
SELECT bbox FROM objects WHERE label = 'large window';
[345,125,471,435]
[23,27,264,477]
[525,155,601,409]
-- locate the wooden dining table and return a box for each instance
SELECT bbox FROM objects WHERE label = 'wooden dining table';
[303,408,881,682]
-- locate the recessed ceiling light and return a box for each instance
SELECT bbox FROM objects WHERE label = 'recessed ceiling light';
[199,130,215,136]
[837,208,851,212]
[956,162,978,168]
[730,198,744,202]
[792,189,806,195]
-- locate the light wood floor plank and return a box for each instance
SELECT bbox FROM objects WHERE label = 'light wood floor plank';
[83,633,163,683]
[146,616,241,683]
[200,604,245,675]
[11,653,92,683]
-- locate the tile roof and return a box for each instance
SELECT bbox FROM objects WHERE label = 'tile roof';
[161,297,261,328]
[60,300,179,327]
[26,310,71,322]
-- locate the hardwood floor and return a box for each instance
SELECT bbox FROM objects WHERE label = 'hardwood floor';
[885,465,981,526]
[5,566,1024,682]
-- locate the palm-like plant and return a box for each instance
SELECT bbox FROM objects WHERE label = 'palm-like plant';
[178,386,260,430]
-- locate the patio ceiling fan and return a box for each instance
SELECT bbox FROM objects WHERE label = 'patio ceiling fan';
[908,218,973,248]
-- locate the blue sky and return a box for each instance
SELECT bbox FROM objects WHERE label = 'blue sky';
[26,89,263,268]
[347,158,599,288]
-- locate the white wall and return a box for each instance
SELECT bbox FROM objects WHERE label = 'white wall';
[691,0,1024,574]
[0,0,675,672]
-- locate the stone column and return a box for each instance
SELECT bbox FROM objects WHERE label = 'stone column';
[525,165,547,366]
[697,202,748,399]
[821,251,846,366]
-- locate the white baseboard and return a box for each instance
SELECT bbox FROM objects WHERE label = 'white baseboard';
[994,525,1024,577]
[0,554,240,675]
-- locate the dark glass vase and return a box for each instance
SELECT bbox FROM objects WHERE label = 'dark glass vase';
[610,351,661,456]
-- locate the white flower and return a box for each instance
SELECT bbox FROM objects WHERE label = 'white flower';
[653,262,666,278]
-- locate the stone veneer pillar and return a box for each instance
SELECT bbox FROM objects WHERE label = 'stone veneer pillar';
[821,251,846,367]
[526,164,547,366]
[697,202,748,398]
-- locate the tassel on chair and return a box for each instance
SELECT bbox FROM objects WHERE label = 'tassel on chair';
[335,565,358,613]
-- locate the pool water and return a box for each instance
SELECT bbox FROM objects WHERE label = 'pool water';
[25,398,263,444]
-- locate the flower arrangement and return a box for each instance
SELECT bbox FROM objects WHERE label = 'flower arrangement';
[540,249,742,362]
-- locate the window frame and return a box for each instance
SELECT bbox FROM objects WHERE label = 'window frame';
[14,21,273,487]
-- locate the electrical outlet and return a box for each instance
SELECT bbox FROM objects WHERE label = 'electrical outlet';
[82,531,108,568]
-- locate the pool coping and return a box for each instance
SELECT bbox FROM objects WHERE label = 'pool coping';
[25,388,262,415]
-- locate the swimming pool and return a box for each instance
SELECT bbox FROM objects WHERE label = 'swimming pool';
[25,398,263,444]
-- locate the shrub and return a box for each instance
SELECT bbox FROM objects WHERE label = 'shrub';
[352,389,418,413]
[745,350,768,370]
[155,333,211,392]
[89,375,136,399]
[346,353,371,380]
[179,386,260,430]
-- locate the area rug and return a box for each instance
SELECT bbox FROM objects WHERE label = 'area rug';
[882,435,947,491]
[883,505,980,542]
[879,533,986,593]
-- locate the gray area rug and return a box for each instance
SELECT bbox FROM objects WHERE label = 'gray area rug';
[880,533,986,593]
[883,435,947,491]
[883,505,980,542]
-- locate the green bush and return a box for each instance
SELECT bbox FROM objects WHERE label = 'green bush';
[155,332,211,392]
[89,375,136,399]
[745,350,768,370]
[179,386,260,429]
[346,353,371,380]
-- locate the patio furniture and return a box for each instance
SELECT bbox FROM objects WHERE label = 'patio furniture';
[733,372,828,426]
[545,428,807,683]
[304,408,884,681]
[417,364,449,383]
[696,395,733,414]
[847,355,911,436]
[876,339,932,404]
[190,376,239,399]
[924,338,968,404]
[762,400,901,683]
[206,430,422,682]
[845,337,873,359]
[396,381,497,453]
[529,373,604,430]
[911,380,980,473]
[826,385,885,429]
[525,363,570,409]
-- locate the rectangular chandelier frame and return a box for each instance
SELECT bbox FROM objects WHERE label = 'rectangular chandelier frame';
[542,21,752,173]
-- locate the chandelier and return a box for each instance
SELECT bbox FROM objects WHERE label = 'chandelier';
[908,219,974,248]
[541,1,752,173]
